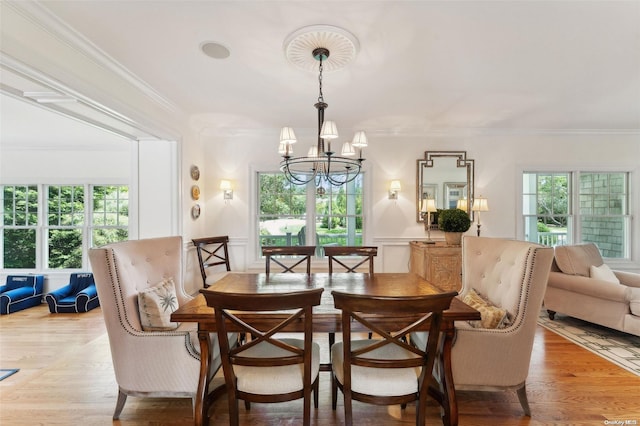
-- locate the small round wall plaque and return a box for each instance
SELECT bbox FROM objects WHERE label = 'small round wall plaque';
[191,185,200,200]
[191,204,201,219]
[190,165,200,181]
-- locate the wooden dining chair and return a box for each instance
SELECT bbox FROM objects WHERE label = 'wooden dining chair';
[324,246,378,274]
[325,245,378,341]
[201,287,324,426]
[261,246,316,275]
[192,236,231,288]
[330,289,457,426]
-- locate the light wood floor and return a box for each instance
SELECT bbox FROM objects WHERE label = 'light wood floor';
[1,305,639,425]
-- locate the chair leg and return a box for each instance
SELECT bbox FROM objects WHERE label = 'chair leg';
[344,389,353,426]
[229,393,240,426]
[113,389,127,420]
[314,377,319,408]
[517,384,532,416]
[331,374,338,410]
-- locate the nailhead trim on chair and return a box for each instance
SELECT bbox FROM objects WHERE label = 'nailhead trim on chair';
[102,247,200,361]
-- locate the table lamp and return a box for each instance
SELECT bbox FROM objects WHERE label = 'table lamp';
[421,198,437,244]
[472,196,489,236]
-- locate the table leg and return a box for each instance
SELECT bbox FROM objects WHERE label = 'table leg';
[195,330,211,426]
[440,325,457,426]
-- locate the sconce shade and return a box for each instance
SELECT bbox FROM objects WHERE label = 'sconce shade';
[421,198,437,213]
[278,141,292,156]
[389,180,402,192]
[351,131,368,147]
[320,120,339,139]
[341,141,356,156]
[220,180,232,191]
[279,127,297,144]
[472,197,489,212]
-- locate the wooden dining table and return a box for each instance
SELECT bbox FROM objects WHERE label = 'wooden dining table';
[171,272,480,426]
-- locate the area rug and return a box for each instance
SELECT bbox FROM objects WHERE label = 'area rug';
[538,311,640,376]
[0,369,19,381]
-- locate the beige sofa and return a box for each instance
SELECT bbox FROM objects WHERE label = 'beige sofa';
[544,243,640,337]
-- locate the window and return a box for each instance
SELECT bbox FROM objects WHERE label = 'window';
[2,185,38,268]
[47,185,85,269]
[257,172,364,256]
[0,184,128,270]
[91,185,129,246]
[522,171,630,258]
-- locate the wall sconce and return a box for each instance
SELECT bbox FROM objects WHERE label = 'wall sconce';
[220,180,233,202]
[472,196,489,236]
[421,198,437,244]
[389,180,402,200]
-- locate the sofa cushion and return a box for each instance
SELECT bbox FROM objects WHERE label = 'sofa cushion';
[462,288,510,329]
[631,300,640,317]
[137,278,179,331]
[590,264,620,284]
[554,243,603,276]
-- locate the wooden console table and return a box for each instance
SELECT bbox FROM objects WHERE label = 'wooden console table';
[409,241,462,292]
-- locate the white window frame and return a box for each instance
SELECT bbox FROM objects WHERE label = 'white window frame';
[520,169,632,261]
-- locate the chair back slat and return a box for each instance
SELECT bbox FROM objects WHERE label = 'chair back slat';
[262,246,315,275]
[192,236,231,287]
[325,246,378,274]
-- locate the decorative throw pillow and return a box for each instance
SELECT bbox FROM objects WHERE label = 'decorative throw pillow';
[138,278,180,331]
[589,264,620,284]
[462,288,510,329]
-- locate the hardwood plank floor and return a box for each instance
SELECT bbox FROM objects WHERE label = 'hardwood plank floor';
[1,304,639,425]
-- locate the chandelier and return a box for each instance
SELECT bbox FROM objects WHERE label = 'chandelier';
[279,26,367,186]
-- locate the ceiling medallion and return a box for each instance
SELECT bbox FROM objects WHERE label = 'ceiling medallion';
[279,26,366,186]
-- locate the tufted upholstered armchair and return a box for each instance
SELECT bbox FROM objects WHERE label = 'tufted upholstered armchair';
[89,236,226,420]
[412,236,554,417]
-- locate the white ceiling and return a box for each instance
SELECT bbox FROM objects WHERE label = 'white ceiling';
[2,0,640,145]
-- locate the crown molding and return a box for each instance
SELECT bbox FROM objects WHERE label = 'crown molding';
[6,1,181,116]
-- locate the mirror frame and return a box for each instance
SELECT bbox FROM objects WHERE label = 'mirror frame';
[416,151,475,222]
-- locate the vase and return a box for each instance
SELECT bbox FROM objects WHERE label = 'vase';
[444,232,463,245]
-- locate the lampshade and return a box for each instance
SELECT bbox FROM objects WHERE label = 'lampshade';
[307,146,318,158]
[320,120,339,139]
[389,180,402,192]
[278,141,292,156]
[351,131,368,147]
[219,180,232,191]
[456,198,468,211]
[421,198,437,213]
[472,197,489,212]
[341,141,355,156]
[279,127,297,144]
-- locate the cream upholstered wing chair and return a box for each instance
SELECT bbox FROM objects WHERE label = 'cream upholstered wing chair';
[412,236,554,417]
[89,236,226,420]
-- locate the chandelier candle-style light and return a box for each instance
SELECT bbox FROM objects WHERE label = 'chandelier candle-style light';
[279,25,367,186]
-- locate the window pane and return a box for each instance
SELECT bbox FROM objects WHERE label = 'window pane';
[48,185,84,226]
[581,217,627,258]
[259,174,307,247]
[92,228,128,247]
[522,172,571,247]
[579,172,628,258]
[92,185,129,247]
[3,185,38,226]
[3,229,36,268]
[48,229,82,269]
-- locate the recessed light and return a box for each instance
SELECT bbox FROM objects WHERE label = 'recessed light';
[200,42,230,59]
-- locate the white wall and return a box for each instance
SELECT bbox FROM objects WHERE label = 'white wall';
[199,129,640,273]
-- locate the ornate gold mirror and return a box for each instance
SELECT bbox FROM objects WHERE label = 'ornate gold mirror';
[416,151,474,222]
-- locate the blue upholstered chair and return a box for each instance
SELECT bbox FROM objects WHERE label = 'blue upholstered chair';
[0,275,44,314]
[45,272,99,313]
